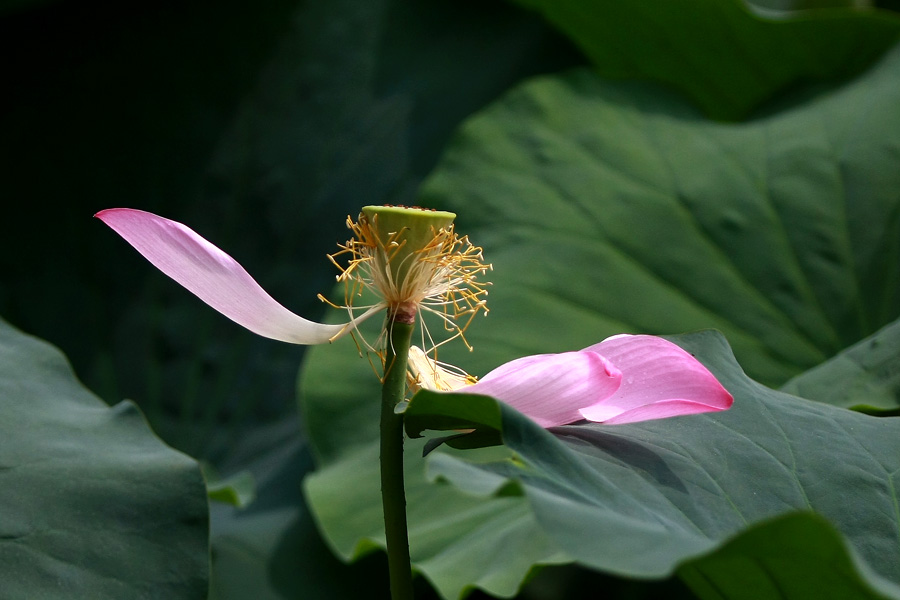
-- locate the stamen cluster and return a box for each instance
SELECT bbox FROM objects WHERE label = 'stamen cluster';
[321,207,491,355]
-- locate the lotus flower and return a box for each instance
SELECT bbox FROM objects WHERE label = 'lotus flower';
[409,334,733,427]
[95,207,489,347]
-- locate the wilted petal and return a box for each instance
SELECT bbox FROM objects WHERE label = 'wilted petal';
[579,334,733,423]
[96,208,379,344]
[463,351,622,428]
[407,346,475,392]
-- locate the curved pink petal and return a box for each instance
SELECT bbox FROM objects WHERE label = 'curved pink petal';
[96,208,377,344]
[579,334,733,423]
[462,351,622,427]
[601,400,728,425]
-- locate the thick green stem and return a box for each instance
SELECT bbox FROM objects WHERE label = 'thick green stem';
[381,317,415,600]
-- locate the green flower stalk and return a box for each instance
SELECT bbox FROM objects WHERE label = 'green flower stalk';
[379,316,415,600]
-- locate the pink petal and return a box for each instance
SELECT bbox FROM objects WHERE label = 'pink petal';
[600,400,729,425]
[462,351,622,428]
[579,335,733,423]
[96,208,377,344]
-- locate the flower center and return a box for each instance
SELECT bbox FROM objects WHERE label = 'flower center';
[322,205,491,352]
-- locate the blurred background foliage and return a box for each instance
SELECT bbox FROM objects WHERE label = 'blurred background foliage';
[0,0,583,458]
[2,0,899,598]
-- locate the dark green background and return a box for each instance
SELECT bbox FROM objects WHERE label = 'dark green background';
[3,1,899,598]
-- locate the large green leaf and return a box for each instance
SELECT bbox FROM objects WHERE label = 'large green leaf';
[510,0,900,119]
[0,317,208,599]
[781,317,900,414]
[679,512,897,600]
[419,43,900,389]
[405,331,900,599]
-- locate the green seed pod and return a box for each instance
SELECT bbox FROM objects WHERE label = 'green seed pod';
[360,205,456,304]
